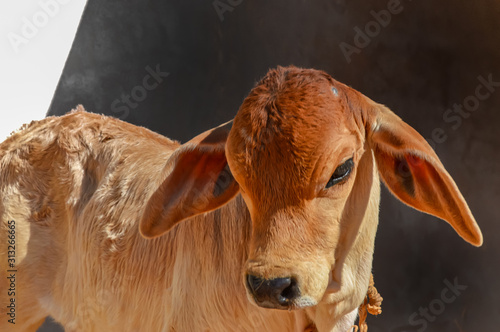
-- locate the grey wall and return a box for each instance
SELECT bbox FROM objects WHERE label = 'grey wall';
[45,0,500,331]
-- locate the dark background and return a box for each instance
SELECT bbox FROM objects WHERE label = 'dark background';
[43,0,500,331]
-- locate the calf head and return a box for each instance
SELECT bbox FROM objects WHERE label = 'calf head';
[140,66,482,312]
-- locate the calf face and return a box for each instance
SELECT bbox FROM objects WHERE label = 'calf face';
[140,66,482,311]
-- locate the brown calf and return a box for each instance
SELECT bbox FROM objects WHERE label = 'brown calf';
[0,66,482,332]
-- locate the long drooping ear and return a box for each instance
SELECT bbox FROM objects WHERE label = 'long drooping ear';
[366,105,483,246]
[140,121,239,239]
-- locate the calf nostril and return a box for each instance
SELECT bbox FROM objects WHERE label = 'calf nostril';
[246,275,300,308]
[278,277,299,305]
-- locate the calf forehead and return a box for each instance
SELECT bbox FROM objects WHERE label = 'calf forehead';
[227,67,359,206]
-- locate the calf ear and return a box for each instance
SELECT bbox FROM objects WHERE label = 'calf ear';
[140,121,239,239]
[367,105,483,246]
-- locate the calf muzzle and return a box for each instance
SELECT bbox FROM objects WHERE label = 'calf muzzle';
[246,274,300,309]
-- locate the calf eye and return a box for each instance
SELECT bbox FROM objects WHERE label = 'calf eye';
[326,158,354,188]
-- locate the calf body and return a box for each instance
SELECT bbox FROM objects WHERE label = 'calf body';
[0,67,481,332]
[0,110,314,331]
